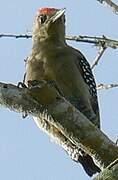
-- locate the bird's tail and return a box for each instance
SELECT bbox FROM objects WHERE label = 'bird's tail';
[78,152,101,177]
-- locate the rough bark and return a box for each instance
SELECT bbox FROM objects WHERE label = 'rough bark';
[93,158,118,180]
[0,82,118,178]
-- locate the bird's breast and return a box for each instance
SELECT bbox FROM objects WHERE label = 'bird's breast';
[25,55,57,84]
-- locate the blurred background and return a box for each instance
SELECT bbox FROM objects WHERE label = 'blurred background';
[0,1,118,179]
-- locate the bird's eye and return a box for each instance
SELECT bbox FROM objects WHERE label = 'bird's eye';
[39,14,47,24]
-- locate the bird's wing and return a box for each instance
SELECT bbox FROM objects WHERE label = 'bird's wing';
[74,49,100,128]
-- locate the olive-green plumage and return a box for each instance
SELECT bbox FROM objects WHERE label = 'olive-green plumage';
[24,8,100,176]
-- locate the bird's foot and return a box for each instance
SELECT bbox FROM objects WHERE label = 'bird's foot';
[27,80,46,88]
[28,80,63,96]
[46,80,64,96]
[17,82,28,118]
[116,137,118,145]
[17,82,27,88]
[22,112,28,119]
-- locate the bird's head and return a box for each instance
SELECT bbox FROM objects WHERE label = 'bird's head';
[32,7,66,42]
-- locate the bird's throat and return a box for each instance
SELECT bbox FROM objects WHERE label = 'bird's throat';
[32,34,66,55]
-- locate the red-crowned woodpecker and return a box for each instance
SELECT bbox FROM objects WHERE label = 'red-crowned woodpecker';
[24,7,101,177]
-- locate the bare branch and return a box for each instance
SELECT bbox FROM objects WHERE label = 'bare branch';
[0,33,118,48]
[93,158,118,180]
[97,83,118,90]
[0,81,118,170]
[33,116,87,163]
[91,46,107,69]
[0,33,32,39]
[107,158,118,170]
[0,83,89,164]
[97,0,118,15]
[66,35,118,48]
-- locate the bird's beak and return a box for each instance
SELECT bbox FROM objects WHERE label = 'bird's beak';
[51,8,66,23]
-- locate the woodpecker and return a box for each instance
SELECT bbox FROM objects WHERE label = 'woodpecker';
[24,7,101,176]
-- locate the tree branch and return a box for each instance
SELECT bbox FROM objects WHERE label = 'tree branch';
[0,33,32,39]
[93,158,118,179]
[0,81,118,171]
[91,46,107,69]
[0,83,89,164]
[97,83,118,90]
[0,33,118,48]
[66,35,118,48]
[97,0,118,15]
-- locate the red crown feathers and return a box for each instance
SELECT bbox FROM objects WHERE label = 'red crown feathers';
[37,7,57,14]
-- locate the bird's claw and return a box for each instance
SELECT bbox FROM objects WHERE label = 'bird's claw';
[22,112,28,119]
[17,82,27,88]
[27,80,46,88]
[116,138,118,146]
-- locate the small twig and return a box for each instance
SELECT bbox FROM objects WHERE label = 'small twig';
[0,33,118,48]
[97,83,118,90]
[0,33,32,39]
[66,35,118,48]
[66,35,98,45]
[91,45,107,69]
[97,0,118,15]
[107,158,118,170]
